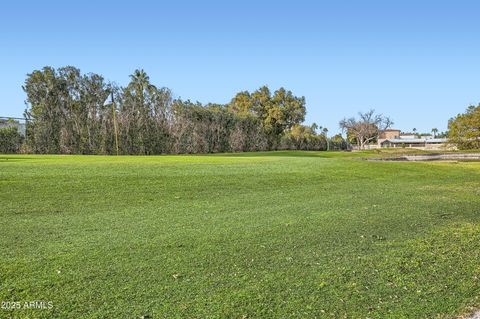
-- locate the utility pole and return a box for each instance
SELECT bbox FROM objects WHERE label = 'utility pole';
[111,92,119,156]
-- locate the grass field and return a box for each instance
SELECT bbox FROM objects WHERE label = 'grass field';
[1,151,480,318]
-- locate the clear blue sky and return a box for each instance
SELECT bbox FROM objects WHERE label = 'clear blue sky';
[2,0,480,134]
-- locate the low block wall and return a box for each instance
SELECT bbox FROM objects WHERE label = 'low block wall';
[403,153,480,161]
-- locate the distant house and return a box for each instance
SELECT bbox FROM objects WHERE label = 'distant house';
[378,129,401,141]
[380,138,448,149]
[399,133,417,139]
[378,128,449,150]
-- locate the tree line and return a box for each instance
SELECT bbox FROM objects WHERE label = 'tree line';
[0,66,348,154]
[5,66,476,154]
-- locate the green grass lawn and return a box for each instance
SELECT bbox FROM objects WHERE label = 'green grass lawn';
[1,151,480,318]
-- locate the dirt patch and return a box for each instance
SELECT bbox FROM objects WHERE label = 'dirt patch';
[462,310,480,319]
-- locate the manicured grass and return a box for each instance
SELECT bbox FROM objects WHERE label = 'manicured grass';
[1,151,480,318]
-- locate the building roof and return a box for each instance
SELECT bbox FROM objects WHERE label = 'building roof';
[381,138,448,144]
[426,138,448,143]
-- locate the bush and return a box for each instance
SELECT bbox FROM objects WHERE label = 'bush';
[0,126,24,153]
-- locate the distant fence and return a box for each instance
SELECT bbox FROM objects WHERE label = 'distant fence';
[403,153,480,161]
[352,145,380,150]
[352,144,455,151]
[366,153,480,162]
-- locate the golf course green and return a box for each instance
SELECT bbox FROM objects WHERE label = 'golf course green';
[1,151,479,318]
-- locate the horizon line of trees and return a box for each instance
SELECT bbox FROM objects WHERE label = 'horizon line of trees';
[0,66,348,154]
[4,66,477,154]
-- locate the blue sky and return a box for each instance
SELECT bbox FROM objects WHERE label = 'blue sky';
[1,0,480,134]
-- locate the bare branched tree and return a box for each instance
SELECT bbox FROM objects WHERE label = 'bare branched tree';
[339,109,393,149]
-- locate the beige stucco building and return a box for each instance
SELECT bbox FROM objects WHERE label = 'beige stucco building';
[378,129,449,150]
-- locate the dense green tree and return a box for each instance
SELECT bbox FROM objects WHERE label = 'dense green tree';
[23,66,112,154]
[448,105,480,149]
[228,86,306,148]
[280,124,326,150]
[330,134,349,150]
[227,91,253,114]
[23,67,63,153]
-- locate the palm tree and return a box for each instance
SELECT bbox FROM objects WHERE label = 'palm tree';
[129,69,150,86]
[412,128,417,137]
[126,69,158,115]
[129,69,157,101]
[431,128,438,138]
